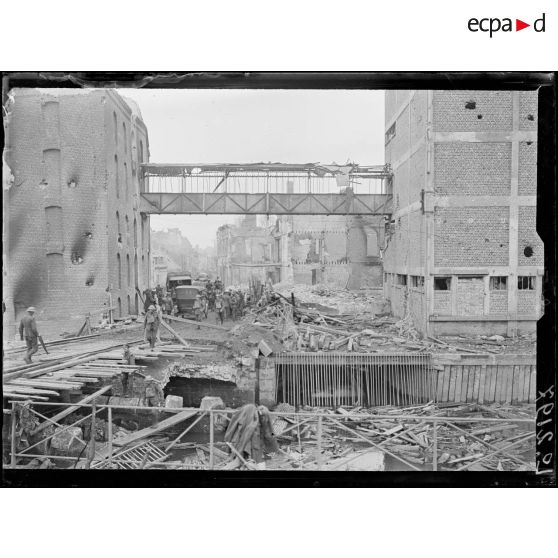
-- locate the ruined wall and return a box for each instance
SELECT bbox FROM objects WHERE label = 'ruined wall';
[383,90,428,326]
[290,214,382,289]
[105,91,150,318]
[4,89,149,337]
[384,90,542,336]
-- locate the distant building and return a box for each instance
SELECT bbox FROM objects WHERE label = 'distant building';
[3,88,150,337]
[281,214,384,289]
[216,215,278,287]
[151,253,171,288]
[383,90,543,336]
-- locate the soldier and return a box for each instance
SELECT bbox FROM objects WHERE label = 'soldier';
[143,305,160,350]
[222,290,231,321]
[200,290,209,319]
[156,284,164,301]
[215,293,225,325]
[19,307,40,364]
[230,291,239,321]
[208,288,216,312]
[163,293,174,315]
[143,288,154,313]
[193,294,203,329]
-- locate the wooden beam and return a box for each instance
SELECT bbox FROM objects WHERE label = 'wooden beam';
[113,409,198,447]
[164,314,228,331]
[31,385,113,436]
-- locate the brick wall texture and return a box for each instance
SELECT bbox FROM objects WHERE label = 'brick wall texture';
[517,291,537,315]
[434,142,511,196]
[434,207,509,267]
[5,89,150,337]
[384,90,541,333]
[518,141,537,195]
[489,291,508,314]
[433,91,513,132]
[517,206,543,266]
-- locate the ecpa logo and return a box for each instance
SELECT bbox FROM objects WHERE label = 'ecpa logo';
[468,13,546,37]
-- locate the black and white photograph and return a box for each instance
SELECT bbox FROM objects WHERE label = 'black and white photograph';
[2,78,551,477]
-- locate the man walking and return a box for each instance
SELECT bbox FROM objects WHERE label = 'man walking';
[215,293,225,325]
[19,307,40,364]
[144,305,160,350]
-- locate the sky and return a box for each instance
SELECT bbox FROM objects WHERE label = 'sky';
[119,89,385,248]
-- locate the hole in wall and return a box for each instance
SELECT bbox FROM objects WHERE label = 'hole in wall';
[84,231,93,239]
[465,101,476,110]
[71,252,84,265]
[526,141,533,146]
[527,114,535,121]
[523,246,534,258]
[67,180,77,188]
[85,276,95,286]
[477,114,483,119]
[117,233,122,243]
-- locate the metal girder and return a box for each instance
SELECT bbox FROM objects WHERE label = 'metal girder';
[139,192,393,215]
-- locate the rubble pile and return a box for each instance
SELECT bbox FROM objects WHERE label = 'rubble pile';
[225,284,535,355]
[267,402,535,471]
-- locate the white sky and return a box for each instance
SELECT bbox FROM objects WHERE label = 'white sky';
[119,89,385,248]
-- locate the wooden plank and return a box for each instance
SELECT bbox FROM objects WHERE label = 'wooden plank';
[4,386,60,396]
[505,365,513,404]
[453,366,463,404]
[443,366,451,403]
[31,385,112,436]
[10,379,85,390]
[3,355,101,382]
[3,392,49,401]
[478,365,487,404]
[472,366,481,403]
[528,366,537,403]
[460,366,469,403]
[466,365,474,403]
[164,314,228,331]
[494,365,503,404]
[435,369,445,402]
[512,365,523,403]
[485,366,495,403]
[113,409,198,447]
[448,366,457,403]
[522,365,531,403]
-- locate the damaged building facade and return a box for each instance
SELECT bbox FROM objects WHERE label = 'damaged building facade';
[216,216,278,286]
[281,214,384,289]
[3,89,151,339]
[383,90,543,336]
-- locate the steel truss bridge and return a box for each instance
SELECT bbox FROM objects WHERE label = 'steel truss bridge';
[139,163,393,215]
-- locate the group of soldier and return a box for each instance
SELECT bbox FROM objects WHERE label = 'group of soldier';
[193,281,251,328]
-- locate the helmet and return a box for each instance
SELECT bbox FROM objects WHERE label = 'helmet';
[148,305,156,310]
[27,307,36,313]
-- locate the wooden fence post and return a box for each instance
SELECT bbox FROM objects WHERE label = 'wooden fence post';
[209,410,214,469]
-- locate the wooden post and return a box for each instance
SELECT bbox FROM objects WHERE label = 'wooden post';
[317,415,323,470]
[108,292,114,324]
[255,357,261,405]
[209,410,214,469]
[432,420,438,471]
[10,401,17,468]
[107,407,113,468]
[85,403,96,469]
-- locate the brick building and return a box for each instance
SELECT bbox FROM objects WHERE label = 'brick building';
[3,88,150,339]
[383,90,543,336]
[283,214,384,289]
[216,216,277,286]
